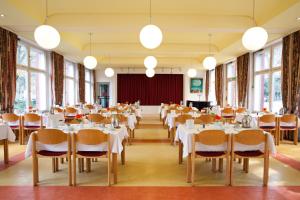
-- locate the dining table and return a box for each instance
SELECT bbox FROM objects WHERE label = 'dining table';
[25,123,128,184]
[0,123,16,164]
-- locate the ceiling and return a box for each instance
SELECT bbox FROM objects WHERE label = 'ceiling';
[1,0,300,69]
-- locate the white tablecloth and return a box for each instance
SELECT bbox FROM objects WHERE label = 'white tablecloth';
[0,124,16,142]
[25,124,128,158]
[135,108,142,118]
[175,124,276,158]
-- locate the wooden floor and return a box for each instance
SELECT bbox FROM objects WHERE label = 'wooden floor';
[1,114,300,199]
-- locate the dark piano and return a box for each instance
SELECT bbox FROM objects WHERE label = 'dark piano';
[186,100,211,111]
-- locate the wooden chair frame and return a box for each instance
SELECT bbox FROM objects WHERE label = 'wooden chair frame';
[2,113,22,143]
[21,113,43,145]
[278,114,298,145]
[258,114,278,145]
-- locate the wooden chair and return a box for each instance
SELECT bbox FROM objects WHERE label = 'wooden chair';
[32,129,72,186]
[221,107,235,123]
[191,130,231,185]
[279,114,298,145]
[72,129,111,186]
[64,107,77,121]
[172,114,193,144]
[2,113,22,143]
[231,129,269,186]
[54,107,64,113]
[258,114,278,145]
[87,114,105,123]
[194,114,215,125]
[85,104,94,110]
[236,107,246,114]
[182,107,192,114]
[21,113,43,145]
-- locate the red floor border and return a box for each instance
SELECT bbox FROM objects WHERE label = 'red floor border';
[273,153,300,171]
[0,152,25,171]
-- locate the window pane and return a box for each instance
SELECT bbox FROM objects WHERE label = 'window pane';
[227,80,236,107]
[65,78,75,106]
[30,72,47,110]
[272,44,282,68]
[85,82,91,103]
[227,62,236,78]
[272,71,282,113]
[85,70,90,81]
[30,48,46,70]
[65,62,75,77]
[254,49,270,72]
[254,74,270,111]
[208,70,216,105]
[14,69,28,112]
[17,43,28,66]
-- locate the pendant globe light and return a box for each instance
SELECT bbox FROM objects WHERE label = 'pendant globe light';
[242,0,268,51]
[34,0,60,50]
[105,68,114,78]
[144,56,157,69]
[83,33,97,69]
[139,0,163,49]
[203,34,217,70]
[146,68,155,78]
[187,68,197,78]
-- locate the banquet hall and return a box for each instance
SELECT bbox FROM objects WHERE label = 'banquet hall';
[0,0,300,199]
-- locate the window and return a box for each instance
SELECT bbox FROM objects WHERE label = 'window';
[226,62,237,107]
[253,42,282,113]
[208,70,216,105]
[64,61,78,106]
[15,42,49,112]
[85,69,94,104]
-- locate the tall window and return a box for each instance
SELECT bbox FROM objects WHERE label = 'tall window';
[15,42,49,112]
[64,61,78,106]
[208,70,216,105]
[85,69,94,104]
[253,42,282,113]
[226,62,237,107]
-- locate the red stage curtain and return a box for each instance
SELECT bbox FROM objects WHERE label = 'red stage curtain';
[117,74,183,105]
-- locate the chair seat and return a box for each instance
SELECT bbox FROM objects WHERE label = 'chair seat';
[77,151,107,157]
[196,151,226,157]
[222,116,234,118]
[24,126,41,129]
[259,126,275,130]
[280,126,296,129]
[235,150,263,157]
[38,150,67,157]
[10,125,19,129]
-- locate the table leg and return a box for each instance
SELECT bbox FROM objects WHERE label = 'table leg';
[121,140,125,165]
[187,153,191,183]
[3,139,9,164]
[112,153,118,184]
[179,141,183,164]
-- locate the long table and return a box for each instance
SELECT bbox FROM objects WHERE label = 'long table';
[0,124,16,164]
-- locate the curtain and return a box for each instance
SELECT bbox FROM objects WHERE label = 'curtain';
[0,27,18,112]
[205,70,209,101]
[51,52,64,106]
[117,74,183,105]
[281,30,300,114]
[237,53,249,107]
[78,63,85,103]
[93,70,97,103]
[215,64,224,107]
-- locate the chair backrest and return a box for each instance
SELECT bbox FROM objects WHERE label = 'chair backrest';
[222,107,234,115]
[76,129,108,145]
[182,107,191,113]
[24,113,41,123]
[194,130,227,146]
[234,129,265,145]
[194,114,215,124]
[116,114,127,123]
[236,107,246,113]
[175,114,193,124]
[85,104,94,110]
[2,113,19,122]
[168,109,180,114]
[259,114,275,123]
[87,114,105,123]
[54,107,64,113]
[67,119,81,124]
[65,107,77,114]
[280,114,297,123]
[34,129,68,144]
[101,117,112,124]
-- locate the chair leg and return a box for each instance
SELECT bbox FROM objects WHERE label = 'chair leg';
[61,158,64,164]
[263,155,269,186]
[230,153,234,186]
[55,158,59,171]
[294,129,298,145]
[73,155,76,186]
[78,158,82,173]
[218,158,223,172]
[212,158,217,172]
[179,141,183,164]
[68,155,72,186]
[243,158,249,173]
[238,158,242,164]
[121,140,125,165]
[52,158,56,173]
[86,158,91,172]
[108,154,111,186]
[32,156,38,186]
[226,156,231,186]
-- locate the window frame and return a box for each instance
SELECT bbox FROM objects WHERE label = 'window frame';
[64,60,78,106]
[225,61,237,107]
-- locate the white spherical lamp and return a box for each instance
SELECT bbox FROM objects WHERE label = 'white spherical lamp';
[242,26,268,51]
[105,68,114,78]
[83,56,97,69]
[187,68,197,78]
[145,68,155,78]
[34,25,60,49]
[139,24,163,49]
[144,56,158,69]
[203,56,217,70]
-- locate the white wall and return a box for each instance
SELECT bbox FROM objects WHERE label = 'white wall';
[95,68,206,114]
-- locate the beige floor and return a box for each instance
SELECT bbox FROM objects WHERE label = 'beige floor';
[0,115,300,186]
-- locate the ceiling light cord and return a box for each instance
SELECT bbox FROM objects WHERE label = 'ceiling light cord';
[89,32,92,56]
[208,33,212,56]
[149,0,152,24]
[44,0,48,24]
[252,0,257,26]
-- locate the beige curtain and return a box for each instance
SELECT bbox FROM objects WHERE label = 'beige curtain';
[205,70,209,101]
[93,70,97,103]
[78,64,85,103]
[51,52,64,106]
[282,30,300,114]
[0,27,18,112]
[237,53,249,107]
[215,64,224,107]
